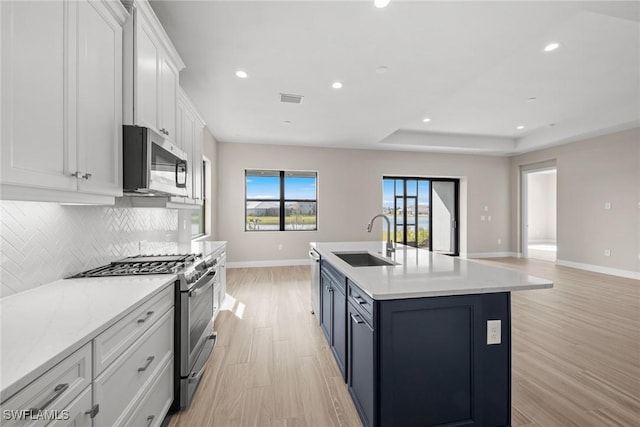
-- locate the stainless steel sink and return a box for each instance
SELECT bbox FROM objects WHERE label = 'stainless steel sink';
[332,251,397,267]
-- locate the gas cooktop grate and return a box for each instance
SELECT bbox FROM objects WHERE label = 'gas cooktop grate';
[68,253,200,278]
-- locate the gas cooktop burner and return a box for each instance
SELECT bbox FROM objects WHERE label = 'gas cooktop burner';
[69,253,201,278]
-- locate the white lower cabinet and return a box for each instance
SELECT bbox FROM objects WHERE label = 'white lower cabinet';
[0,284,175,427]
[93,308,173,427]
[125,358,173,427]
[46,386,92,427]
[0,344,92,427]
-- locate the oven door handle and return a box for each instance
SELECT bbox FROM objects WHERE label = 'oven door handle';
[188,364,206,384]
[188,272,215,298]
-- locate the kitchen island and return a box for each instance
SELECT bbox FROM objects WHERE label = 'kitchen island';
[311,241,552,427]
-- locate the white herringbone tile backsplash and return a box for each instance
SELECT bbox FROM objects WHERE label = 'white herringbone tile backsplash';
[0,200,179,297]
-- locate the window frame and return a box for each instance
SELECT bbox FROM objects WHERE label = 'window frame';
[245,169,318,232]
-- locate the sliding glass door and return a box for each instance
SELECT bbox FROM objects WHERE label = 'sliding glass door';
[383,177,459,255]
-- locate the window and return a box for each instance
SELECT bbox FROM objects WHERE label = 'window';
[246,170,317,231]
[383,177,459,254]
[191,160,206,237]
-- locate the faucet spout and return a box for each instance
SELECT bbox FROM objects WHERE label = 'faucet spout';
[367,214,395,256]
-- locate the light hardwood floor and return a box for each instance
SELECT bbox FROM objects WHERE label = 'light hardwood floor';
[169,259,640,427]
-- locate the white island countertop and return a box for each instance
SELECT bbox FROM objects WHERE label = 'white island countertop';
[311,241,552,300]
[0,275,176,402]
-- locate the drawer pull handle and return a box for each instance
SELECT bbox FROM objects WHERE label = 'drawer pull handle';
[146,415,155,426]
[137,356,155,372]
[29,383,69,412]
[85,404,99,418]
[137,311,155,324]
[354,296,366,305]
[351,313,365,325]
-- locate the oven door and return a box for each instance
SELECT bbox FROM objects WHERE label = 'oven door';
[180,268,216,377]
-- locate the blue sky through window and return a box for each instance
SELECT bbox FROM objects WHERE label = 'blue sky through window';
[246,172,316,200]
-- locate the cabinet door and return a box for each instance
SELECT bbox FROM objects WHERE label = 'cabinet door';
[320,273,332,341]
[348,304,375,427]
[75,0,122,196]
[1,0,77,192]
[159,55,178,141]
[192,121,204,203]
[219,254,227,306]
[134,12,160,131]
[181,106,196,199]
[331,285,347,379]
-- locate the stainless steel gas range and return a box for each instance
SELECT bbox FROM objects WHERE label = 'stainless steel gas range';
[70,251,225,411]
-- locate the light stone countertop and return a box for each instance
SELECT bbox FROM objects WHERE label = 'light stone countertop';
[0,241,227,402]
[311,241,552,300]
[0,275,175,402]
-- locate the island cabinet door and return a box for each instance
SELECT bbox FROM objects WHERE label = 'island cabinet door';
[347,303,375,427]
[320,271,332,341]
[331,284,347,380]
[377,293,511,427]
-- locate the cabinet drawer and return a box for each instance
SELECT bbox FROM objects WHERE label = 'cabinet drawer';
[0,344,91,427]
[46,386,92,427]
[348,280,374,325]
[93,285,173,376]
[93,309,173,427]
[125,357,173,427]
[321,261,346,293]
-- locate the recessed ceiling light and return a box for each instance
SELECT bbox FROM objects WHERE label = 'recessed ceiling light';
[527,97,537,102]
[543,42,560,52]
[516,125,525,130]
[422,118,431,123]
[235,70,248,79]
[374,0,391,8]
[548,123,556,128]
[376,66,389,74]
[283,120,291,125]
[332,81,343,89]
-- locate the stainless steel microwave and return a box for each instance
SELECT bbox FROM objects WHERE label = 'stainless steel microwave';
[123,125,188,197]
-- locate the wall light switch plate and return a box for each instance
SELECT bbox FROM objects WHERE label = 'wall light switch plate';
[604,249,611,257]
[487,320,501,345]
[605,202,611,210]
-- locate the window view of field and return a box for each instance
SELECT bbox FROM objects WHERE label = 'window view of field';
[246,170,317,231]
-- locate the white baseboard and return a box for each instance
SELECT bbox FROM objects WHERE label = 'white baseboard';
[460,252,518,259]
[227,259,311,268]
[555,259,640,280]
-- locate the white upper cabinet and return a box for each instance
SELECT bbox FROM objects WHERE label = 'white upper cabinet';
[1,0,127,204]
[123,0,184,145]
[76,0,124,197]
[177,88,205,205]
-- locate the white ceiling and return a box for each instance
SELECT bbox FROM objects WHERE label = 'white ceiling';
[150,0,640,156]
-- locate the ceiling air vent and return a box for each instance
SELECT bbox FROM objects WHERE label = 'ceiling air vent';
[280,93,304,104]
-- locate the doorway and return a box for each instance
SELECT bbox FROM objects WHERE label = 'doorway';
[383,177,459,255]
[522,166,557,261]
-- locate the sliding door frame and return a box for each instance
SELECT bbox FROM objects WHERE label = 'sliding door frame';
[383,176,460,255]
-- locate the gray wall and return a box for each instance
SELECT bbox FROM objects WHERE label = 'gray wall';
[511,127,640,276]
[217,143,512,264]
